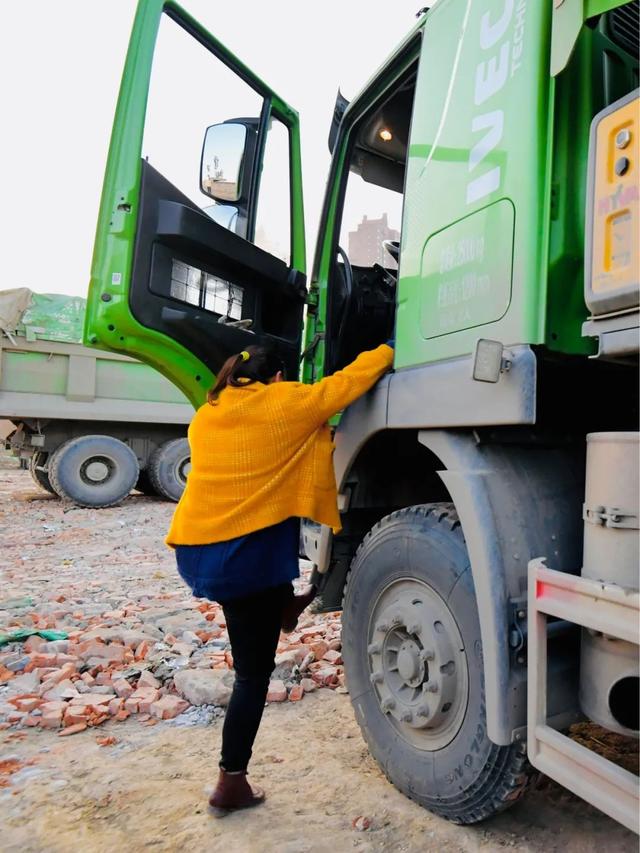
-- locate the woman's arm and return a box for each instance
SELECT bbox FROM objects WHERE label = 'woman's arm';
[290,344,394,426]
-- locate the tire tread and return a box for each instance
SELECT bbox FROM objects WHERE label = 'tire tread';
[148,438,189,502]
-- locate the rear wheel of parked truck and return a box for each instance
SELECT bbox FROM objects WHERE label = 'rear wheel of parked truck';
[28,451,56,495]
[148,438,190,502]
[342,503,533,824]
[48,435,139,508]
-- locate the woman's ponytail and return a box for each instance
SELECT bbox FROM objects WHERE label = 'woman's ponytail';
[207,346,286,403]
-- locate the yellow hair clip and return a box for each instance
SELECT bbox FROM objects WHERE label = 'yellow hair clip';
[239,351,250,362]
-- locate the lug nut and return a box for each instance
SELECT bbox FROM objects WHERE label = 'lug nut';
[407,623,422,635]
[400,711,413,723]
[390,613,403,627]
[367,642,382,655]
[417,703,430,718]
[370,671,384,684]
[425,682,439,693]
[376,622,390,633]
[381,697,396,712]
[420,649,435,661]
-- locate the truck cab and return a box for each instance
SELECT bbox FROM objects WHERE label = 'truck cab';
[86,0,639,829]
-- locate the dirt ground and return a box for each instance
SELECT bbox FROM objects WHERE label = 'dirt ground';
[1,457,637,853]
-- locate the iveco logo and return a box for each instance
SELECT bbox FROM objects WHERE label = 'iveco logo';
[466,0,526,205]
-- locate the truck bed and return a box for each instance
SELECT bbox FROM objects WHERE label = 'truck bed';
[0,335,193,424]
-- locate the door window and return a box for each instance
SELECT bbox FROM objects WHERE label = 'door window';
[254,118,292,264]
[141,11,296,322]
[142,12,262,238]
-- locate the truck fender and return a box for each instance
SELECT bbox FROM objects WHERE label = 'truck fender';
[417,430,584,744]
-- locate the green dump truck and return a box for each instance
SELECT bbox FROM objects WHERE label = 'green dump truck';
[84,0,639,830]
[0,288,193,506]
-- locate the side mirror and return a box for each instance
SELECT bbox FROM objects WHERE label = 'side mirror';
[200,122,248,203]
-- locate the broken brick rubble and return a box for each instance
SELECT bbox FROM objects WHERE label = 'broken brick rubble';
[0,464,345,736]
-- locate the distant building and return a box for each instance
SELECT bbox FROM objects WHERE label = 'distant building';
[348,213,400,268]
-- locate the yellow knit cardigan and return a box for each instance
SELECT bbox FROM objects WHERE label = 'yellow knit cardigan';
[166,344,393,546]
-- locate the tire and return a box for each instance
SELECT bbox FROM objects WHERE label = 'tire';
[29,452,56,495]
[48,435,139,508]
[342,503,534,825]
[148,438,190,502]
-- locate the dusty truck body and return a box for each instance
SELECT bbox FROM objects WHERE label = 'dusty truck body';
[84,0,639,830]
[0,289,193,506]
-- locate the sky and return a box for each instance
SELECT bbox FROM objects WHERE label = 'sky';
[1,0,428,298]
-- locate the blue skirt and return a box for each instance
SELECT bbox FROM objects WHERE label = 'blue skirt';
[175,517,300,604]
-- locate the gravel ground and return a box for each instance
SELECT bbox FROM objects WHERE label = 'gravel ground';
[0,454,637,852]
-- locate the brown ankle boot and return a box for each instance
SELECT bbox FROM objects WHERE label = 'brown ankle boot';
[208,769,265,816]
[281,585,317,633]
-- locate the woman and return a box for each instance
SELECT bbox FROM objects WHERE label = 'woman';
[166,342,394,815]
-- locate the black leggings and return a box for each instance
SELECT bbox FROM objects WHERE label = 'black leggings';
[219,583,294,772]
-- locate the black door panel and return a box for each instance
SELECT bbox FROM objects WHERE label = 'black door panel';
[156,201,306,300]
[130,161,305,380]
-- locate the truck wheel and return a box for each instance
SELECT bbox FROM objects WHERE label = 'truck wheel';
[342,503,533,824]
[48,435,139,508]
[28,452,56,495]
[148,438,190,502]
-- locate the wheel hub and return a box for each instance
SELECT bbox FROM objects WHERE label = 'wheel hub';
[396,640,424,685]
[368,578,469,750]
[81,456,113,484]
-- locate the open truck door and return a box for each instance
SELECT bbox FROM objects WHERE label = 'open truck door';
[85,1,306,406]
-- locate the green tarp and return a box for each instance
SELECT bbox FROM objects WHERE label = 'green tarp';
[0,288,87,344]
[18,291,87,344]
[0,628,69,647]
